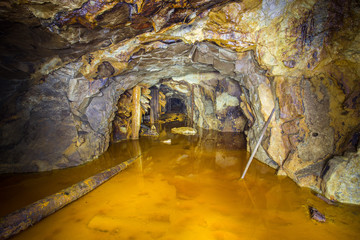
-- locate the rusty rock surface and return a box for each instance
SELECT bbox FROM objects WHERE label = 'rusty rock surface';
[321,145,360,205]
[0,0,359,203]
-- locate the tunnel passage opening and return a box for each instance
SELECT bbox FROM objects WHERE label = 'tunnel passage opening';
[107,41,264,150]
[165,98,186,114]
[107,40,265,143]
[110,79,252,143]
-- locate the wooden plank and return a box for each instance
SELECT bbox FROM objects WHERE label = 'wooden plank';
[150,87,159,125]
[131,85,142,139]
[0,156,139,240]
[191,84,195,126]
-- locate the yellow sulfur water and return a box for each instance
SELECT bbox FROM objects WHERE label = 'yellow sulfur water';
[1,128,360,240]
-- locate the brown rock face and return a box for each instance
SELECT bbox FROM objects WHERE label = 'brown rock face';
[321,145,360,205]
[0,0,359,203]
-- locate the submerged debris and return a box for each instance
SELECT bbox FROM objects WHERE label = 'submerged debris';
[309,206,326,222]
[161,139,172,144]
[314,193,337,206]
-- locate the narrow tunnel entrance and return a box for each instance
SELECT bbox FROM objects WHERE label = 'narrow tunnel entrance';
[111,75,252,142]
[165,98,186,114]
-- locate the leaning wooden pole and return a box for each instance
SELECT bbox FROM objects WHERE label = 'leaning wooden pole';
[240,108,275,179]
[0,156,140,240]
[131,85,142,139]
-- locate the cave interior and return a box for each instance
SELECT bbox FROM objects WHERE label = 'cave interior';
[0,0,360,239]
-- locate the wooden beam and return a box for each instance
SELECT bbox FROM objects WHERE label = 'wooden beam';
[150,87,159,126]
[190,84,195,126]
[131,85,141,139]
[0,156,139,240]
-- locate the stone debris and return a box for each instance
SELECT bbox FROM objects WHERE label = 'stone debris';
[140,124,159,137]
[171,127,197,135]
[176,154,189,162]
[161,139,172,144]
[141,130,159,137]
[215,152,237,168]
[276,168,287,176]
[321,146,360,205]
[309,206,326,223]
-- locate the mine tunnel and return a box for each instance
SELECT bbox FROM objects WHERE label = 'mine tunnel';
[165,98,186,114]
[1,0,360,239]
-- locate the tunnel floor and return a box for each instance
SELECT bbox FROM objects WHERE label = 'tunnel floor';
[1,123,360,240]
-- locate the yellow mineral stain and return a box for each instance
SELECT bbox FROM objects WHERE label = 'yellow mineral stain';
[158,113,185,123]
[1,127,360,240]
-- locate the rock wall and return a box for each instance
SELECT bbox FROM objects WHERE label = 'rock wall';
[0,0,359,203]
[321,144,360,204]
[169,72,248,132]
[0,63,130,172]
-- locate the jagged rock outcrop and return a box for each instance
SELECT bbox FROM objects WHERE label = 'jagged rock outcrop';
[0,0,359,203]
[0,63,123,172]
[321,145,360,205]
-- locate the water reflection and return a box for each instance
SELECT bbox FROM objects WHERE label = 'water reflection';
[3,127,360,240]
[0,140,137,217]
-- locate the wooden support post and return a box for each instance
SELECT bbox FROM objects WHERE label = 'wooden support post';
[0,156,139,240]
[131,85,141,139]
[150,87,159,126]
[190,84,194,126]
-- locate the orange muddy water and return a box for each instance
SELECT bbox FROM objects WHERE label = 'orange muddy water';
[1,126,360,240]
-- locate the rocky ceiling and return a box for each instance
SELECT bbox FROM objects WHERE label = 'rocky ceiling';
[0,0,360,204]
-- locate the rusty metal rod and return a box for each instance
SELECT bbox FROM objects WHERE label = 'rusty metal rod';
[0,156,140,240]
[240,108,275,179]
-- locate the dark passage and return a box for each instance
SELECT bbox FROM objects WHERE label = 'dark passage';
[166,98,186,114]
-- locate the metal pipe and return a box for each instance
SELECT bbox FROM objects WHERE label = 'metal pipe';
[240,108,275,179]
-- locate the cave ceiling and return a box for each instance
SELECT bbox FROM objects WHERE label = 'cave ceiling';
[1,0,359,85]
[0,0,233,81]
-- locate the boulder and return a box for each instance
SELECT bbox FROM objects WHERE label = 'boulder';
[321,147,360,205]
[171,127,197,135]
